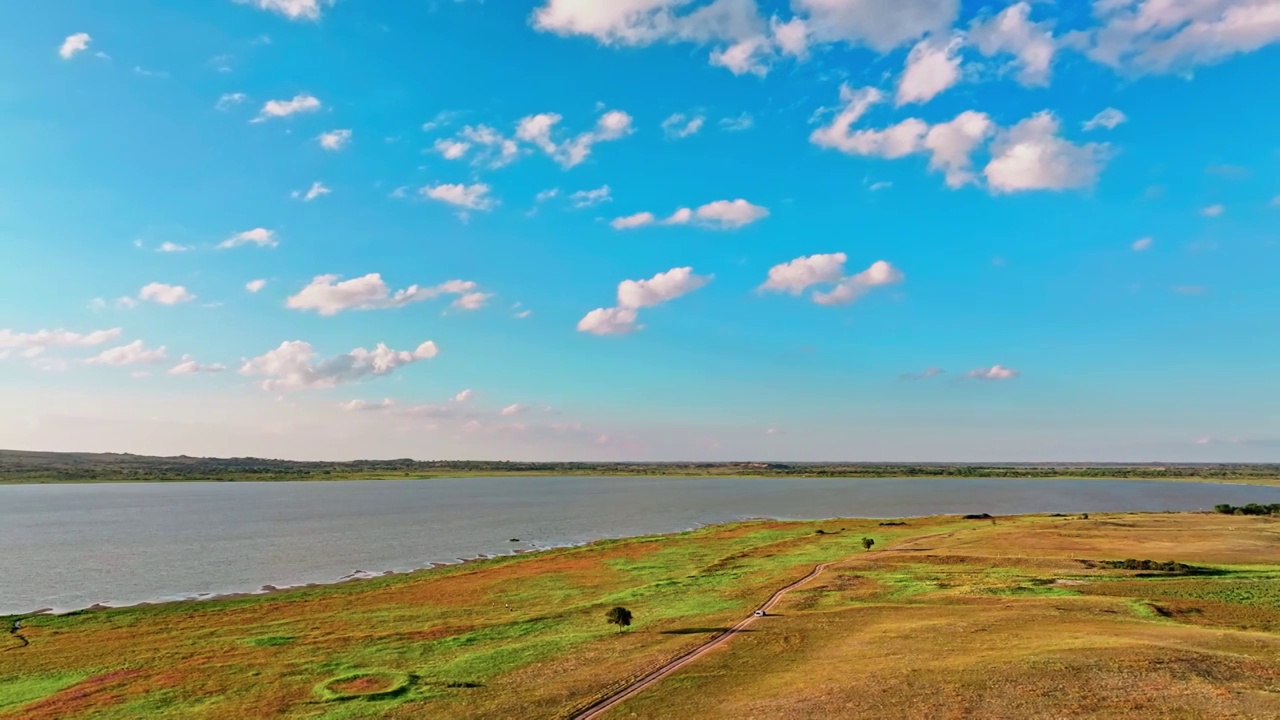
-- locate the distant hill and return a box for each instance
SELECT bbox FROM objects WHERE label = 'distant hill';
[1,449,1277,484]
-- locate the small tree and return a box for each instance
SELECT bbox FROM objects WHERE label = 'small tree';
[861,537,875,551]
[605,606,633,632]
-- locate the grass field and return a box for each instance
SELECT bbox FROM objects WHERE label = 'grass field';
[3,513,1279,718]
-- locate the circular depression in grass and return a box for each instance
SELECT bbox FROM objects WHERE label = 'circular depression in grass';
[317,670,412,701]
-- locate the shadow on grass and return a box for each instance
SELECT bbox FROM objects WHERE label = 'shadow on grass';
[659,628,756,635]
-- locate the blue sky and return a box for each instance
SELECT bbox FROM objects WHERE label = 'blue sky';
[1,0,1277,461]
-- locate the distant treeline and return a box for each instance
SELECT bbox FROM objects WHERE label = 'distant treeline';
[2,449,1279,484]
[1213,503,1280,515]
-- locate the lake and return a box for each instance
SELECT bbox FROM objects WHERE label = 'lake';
[3,476,1278,615]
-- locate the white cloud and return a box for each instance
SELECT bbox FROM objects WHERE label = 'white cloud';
[610,211,657,230]
[340,398,395,412]
[138,283,196,305]
[115,297,139,309]
[611,199,768,230]
[252,94,321,122]
[286,273,480,315]
[86,340,168,366]
[719,112,754,131]
[451,292,493,311]
[963,365,1020,380]
[219,228,278,249]
[577,306,641,335]
[759,252,848,294]
[169,355,227,375]
[869,181,893,191]
[235,0,332,21]
[1087,0,1280,74]
[771,16,810,58]
[896,35,963,105]
[515,309,533,319]
[923,110,995,188]
[421,183,495,212]
[133,66,169,79]
[579,266,711,335]
[616,266,712,308]
[710,35,774,76]
[661,113,706,139]
[59,33,91,60]
[216,93,248,111]
[535,188,561,202]
[1083,107,1128,131]
[317,129,352,151]
[570,185,613,208]
[984,112,1108,193]
[501,404,528,416]
[292,181,331,202]
[516,109,635,168]
[811,85,927,158]
[812,260,905,306]
[1132,236,1154,251]
[240,339,439,391]
[969,2,1057,86]
[435,138,472,160]
[246,279,267,293]
[796,0,958,51]
[156,242,190,253]
[0,328,122,355]
[460,125,522,167]
[454,389,474,403]
[1201,203,1225,217]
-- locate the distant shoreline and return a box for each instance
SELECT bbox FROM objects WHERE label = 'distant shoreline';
[5,472,1280,487]
[3,449,1279,486]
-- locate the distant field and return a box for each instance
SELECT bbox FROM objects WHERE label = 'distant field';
[3,449,1279,485]
[4,513,1279,718]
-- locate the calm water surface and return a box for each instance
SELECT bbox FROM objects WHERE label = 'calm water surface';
[3,476,1278,614]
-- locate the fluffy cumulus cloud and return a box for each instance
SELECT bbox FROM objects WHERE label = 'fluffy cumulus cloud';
[216,92,248,111]
[156,242,190,253]
[1083,107,1128,131]
[758,252,847,294]
[138,283,196,305]
[515,109,634,168]
[578,267,711,335]
[317,129,352,150]
[235,0,333,21]
[59,33,92,60]
[252,94,321,122]
[983,112,1109,193]
[897,35,963,105]
[794,0,958,52]
[86,340,168,366]
[760,254,904,306]
[963,365,1020,380]
[219,228,277,249]
[610,199,768,230]
[168,355,227,375]
[661,113,705,139]
[246,279,267,293]
[1087,0,1280,75]
[239,339,439,391]
[434,125,521,168]
[968,2,1058,86]
[287,273,481,316]
[812,85,996,189]
[421,183,496,212]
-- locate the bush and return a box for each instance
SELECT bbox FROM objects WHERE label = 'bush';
[1214,503,1280,515]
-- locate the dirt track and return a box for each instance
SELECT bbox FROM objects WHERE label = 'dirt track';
[571,562,833,719]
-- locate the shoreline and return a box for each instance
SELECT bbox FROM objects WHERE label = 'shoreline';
[4,473,1280,487]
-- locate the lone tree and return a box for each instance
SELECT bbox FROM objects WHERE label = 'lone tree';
[861,537,875,551]
[605,606,633,632]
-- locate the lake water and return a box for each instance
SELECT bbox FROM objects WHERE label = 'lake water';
[3,476,1278,615]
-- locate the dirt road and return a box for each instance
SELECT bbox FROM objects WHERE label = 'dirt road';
[570,561,834,719]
